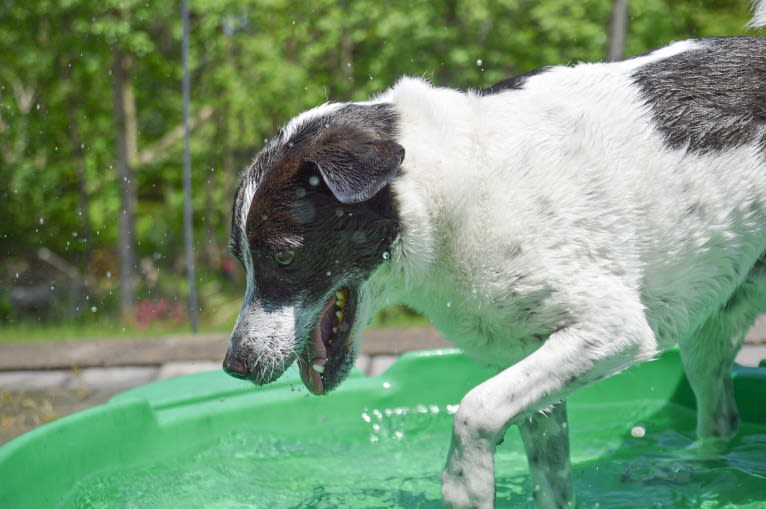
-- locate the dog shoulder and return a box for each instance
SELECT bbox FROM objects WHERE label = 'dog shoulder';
[631,36,766,154]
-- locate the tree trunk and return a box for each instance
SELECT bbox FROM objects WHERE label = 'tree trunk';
[607,0,629,62]
[62,62,93,268]
[111,49,138,322]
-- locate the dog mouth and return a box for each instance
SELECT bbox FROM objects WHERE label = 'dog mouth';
[298,286,355,395]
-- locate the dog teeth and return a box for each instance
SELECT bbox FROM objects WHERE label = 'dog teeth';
[335,289,348,308]
[312,363,325,374]
[335,310,345,322]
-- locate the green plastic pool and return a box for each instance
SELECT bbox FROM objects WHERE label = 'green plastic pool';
[1,348,765,508]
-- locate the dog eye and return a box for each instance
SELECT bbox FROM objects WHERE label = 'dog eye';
[274,249,295,266]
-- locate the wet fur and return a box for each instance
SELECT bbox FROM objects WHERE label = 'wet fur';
[226,7,766,508]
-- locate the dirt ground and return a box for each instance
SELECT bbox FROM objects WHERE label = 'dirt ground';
[0,388,117,445]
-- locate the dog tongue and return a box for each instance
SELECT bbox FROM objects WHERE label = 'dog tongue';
[299,330,325,395]
[299,295,336,395]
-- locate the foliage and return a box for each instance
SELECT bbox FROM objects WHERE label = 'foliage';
[0,0,758,332]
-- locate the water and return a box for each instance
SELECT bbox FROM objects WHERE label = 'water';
[61,403,766,509]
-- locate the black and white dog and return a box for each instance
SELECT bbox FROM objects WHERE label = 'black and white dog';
[224,4,766,507]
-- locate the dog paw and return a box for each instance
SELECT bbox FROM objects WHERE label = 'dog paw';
[441,469,495,509]
[441,448,496,509]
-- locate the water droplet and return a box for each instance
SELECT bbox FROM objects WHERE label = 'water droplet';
[631,425,646,438]
[90,306,98,313]
[39,217,44,225]
[476,58,483,67]
[382,251,390,260]
[106,271,112,278]
[446,301,452,308]
[326,271,332,276]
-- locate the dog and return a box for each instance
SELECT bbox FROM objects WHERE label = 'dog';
[223,3,766,507]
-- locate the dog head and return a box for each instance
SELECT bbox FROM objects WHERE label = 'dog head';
[223,102,404,394]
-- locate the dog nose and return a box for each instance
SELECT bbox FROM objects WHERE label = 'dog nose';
[223,352,249,379]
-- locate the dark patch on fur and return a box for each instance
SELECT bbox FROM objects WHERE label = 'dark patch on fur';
[632,37,766,155]
[248,168,398,307]
[230,103,402,307]
[478,66,552,95]
[228,181,245,261]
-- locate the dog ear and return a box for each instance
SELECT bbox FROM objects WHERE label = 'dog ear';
[305,137,404,204]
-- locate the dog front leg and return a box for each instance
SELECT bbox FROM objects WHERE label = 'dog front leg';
[519,401,573,509]
[442,313,656,508]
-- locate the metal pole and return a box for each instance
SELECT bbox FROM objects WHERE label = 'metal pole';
[182,0,199,333]
[607,0,629,62]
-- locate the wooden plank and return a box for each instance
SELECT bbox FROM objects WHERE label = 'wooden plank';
[2,318,764,372]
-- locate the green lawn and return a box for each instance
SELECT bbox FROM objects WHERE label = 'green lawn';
[0,305,428,343]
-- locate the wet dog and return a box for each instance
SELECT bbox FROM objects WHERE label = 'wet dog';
[224,5,765,508]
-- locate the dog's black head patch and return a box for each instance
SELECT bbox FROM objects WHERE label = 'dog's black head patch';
[225,103,403,394]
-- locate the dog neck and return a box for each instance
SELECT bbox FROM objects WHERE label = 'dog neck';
[364,78,478,308]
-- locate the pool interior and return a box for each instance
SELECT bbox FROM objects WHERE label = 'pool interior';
[1,349,765,508]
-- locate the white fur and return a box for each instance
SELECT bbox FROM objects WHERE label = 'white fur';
[367,57,765,368]
[281,102,344,141]
[351,40,766,508]
[750,0,766,27]
[230,296,298,381]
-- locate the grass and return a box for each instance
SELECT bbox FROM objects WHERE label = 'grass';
[0,320,221,343]
[0,305,428,343]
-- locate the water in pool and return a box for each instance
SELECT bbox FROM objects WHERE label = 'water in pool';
[62,401,766,509]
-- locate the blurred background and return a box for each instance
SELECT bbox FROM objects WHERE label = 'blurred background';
[0,0,756,342]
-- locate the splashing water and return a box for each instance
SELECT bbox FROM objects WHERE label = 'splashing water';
[59,401,766,509]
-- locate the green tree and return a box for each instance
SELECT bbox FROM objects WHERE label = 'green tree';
[0,0,757,327]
